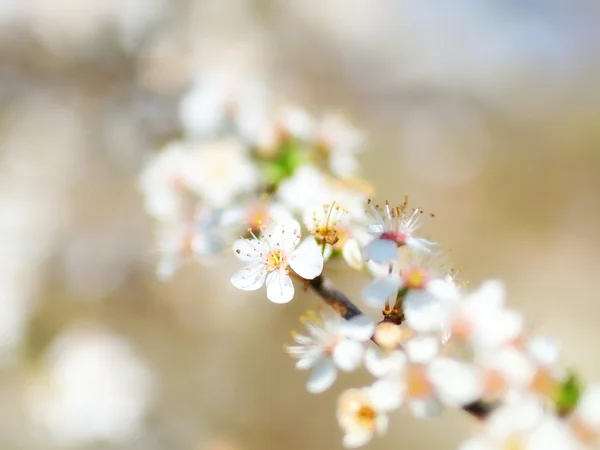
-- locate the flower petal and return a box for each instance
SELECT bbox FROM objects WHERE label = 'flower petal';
[333,340,364,372]
[230,265,266,291]
[342,239,364,270]
[405,236,438,254]
[306,358,337,393]
[362,238,397,263]
[369,379,403,412]
[232,238,262,262]
[265,271,295,303]
[362,275,402,308]
[404,290,452,333]
[405,336,439,364]
[427,358,483,407]
[290,238,324,280]
[343,430,373,449]
[265,220,301,252]
[365,348,406,378]
[339,314,376,341]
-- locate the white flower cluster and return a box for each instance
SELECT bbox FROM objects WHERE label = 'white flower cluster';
[139,71,367,280]
[140,75,600,449]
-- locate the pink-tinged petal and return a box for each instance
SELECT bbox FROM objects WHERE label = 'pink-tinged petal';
[339,314,376,341]
[306,358,337,394]
[332,340,364,372]
[230,265,266,291]
[362,275,402,308]
[289,238,324,280]
[265,271,294,304]
[362,238,397,263]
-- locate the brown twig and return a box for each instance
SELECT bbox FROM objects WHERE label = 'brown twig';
[305,273,495,420]
[307,275,363,320]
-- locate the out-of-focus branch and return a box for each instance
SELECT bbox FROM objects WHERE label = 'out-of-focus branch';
[306,273,496,421]
[307,275,363,319]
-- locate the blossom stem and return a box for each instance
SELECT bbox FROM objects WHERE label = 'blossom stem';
[307,275,363,320]
[306,273,496,420]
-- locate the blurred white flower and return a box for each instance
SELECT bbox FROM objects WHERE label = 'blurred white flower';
[230,220,323,303]
[139,142,189,221]
[287,311,375,393]
[365,347,406,379]
[316,113,364,178]
[460,395,583,450]
[451,280,523,350]
[183,139,259,208]
[573,384,600,444]
[154,206,224,280]
[427,358,483,408]
[278,165,331,213]
[337,380,402,448]
[363,252,459,334]
[27,323,154,446]
[219,198,294,235]
[179,71,268,140]
[304,202,364,270]
[276,105,315,141]
[363,201,437,263]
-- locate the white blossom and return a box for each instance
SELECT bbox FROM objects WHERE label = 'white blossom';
[315,113,364,178]
[363,200,437,263]
[304,202,365,270]
[154,207,224,280]
[363,252,459,334]
[451,280,523,350]
[287,311,375,393]
[27,323,154,446]
[139,142,188,221]
[182,139,259,208]
[179,71,268,139]
[277,165,331,213]
[460,395,583,450]
[231,220,323,303]
[573,384,600,442]
[337,380,403,448]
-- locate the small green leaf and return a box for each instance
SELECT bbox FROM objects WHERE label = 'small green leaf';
[258,137,306,186]
[554,370,583,416]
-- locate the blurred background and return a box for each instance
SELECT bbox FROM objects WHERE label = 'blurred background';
[1,0,600,449]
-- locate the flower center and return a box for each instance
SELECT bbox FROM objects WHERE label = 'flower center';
[266,250,285,271]
[355,405,377,429]
[380,231,408,246]
[311,203,347,247]
[402,267,429,289]
[247,206,268,232]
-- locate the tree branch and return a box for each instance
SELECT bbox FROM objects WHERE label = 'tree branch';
[307,275,363,320]
[306,273,495,420]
